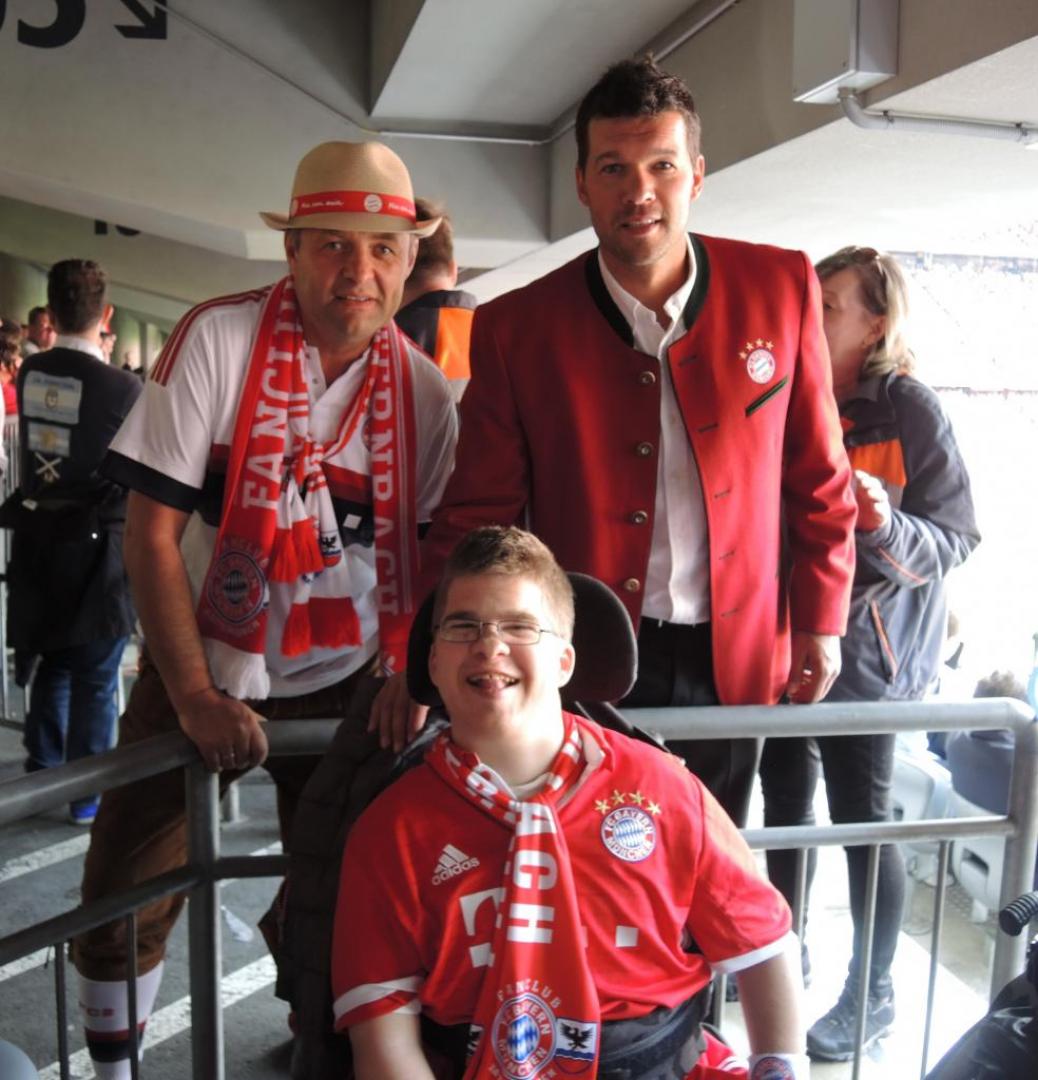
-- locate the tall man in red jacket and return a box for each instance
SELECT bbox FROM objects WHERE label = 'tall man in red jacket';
[376,57,856,826]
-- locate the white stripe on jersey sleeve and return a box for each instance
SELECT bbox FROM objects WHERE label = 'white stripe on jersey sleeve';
[332,974,424,1023]
[709,929,799,977]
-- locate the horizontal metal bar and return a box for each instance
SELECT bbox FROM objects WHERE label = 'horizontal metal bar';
[0,720,344,825]
[3,704,1030,827]
[625,697,1034,740]
[0,732,196,825]
[743,815,1012,851]
[1,702,1033,1012]
[259,719,343,756]
[0,865,200,965]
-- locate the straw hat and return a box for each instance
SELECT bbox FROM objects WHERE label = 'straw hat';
[260,141,441,238]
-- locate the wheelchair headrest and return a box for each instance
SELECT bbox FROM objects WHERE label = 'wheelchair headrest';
[406,571,638,708]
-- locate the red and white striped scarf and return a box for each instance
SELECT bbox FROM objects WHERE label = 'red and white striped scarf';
[426,717,601,1079]
[196,276,419,700]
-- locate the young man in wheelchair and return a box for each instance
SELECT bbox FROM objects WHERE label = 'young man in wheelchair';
[331,526,807,1079]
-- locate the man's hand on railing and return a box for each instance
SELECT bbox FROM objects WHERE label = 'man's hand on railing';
[786,631,842,704]
[368,672,429,753]
[176,687,269,772]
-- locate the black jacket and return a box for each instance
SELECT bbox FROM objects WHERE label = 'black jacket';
[831,372,980,702]
[4,346,142,652]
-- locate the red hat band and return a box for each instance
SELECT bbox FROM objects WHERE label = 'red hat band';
[290,190,416,223]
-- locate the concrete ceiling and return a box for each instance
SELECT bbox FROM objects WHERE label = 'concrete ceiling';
[1,0,1036,319]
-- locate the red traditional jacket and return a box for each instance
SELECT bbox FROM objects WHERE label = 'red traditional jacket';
[422,234,856,705]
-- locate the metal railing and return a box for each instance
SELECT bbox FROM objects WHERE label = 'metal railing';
[0,699,1035,1079]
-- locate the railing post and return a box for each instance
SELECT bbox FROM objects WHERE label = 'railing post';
[990,713,1038,997]
[920,840,951,1078]
[55,940,70,1080]
[186,761,224,1080]
[850,843,880,1080]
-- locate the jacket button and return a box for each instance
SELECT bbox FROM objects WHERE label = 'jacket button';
[622,577,641,593]
[635,441,654,457]
[630,510,648,525]
[638,370,657,385]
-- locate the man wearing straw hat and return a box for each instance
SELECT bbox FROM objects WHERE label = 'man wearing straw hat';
[71,141,458,1079]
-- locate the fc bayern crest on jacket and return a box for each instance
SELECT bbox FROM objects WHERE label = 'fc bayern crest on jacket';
[740,338,777,383]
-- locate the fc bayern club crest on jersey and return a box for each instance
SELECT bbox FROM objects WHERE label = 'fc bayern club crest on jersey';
[491,992,556,1079]
[601,805,657,862]
[207,544,267,628]
[739,338,776,383]
[749,1054,797,1079]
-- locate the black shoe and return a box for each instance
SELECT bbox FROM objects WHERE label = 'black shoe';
[807,985,895,1061]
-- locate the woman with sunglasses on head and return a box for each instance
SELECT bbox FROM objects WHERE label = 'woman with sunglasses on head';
[759,246,981,1062]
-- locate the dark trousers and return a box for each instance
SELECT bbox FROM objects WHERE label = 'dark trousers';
[759,733,905,994]
[621,620,760,827]
[24,636,128,814]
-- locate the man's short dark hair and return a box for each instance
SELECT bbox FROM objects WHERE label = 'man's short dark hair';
[575,56,701,170]
[408,198,453,284]
[47,260,107,335]
[28,306,49,327]
[435,526,575,640]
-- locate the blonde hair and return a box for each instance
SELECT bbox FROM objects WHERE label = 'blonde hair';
[815,246,914,377]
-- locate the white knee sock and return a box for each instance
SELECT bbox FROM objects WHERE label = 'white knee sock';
[78,963,164,1079]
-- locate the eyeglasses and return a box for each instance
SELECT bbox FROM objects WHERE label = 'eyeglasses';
[435,618,559,645]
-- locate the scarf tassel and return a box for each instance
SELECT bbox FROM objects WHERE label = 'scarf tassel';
[268,519,325,584]
[311,595,362,648]
[281,596,362,658]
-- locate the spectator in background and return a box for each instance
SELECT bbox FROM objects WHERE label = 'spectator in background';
[0,320,16,474]
[0,327,20,414]
[120,352,143,377]
[100,330,117,362]
[2,260,142,827]
[946,670,1038,890]
[21,305,56,356]
[760,247,981,1062]
[945,670,1027,815]
[394,197,477,399]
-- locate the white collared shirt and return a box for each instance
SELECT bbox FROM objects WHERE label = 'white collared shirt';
[598,239,710,624]
[53,333,106,363]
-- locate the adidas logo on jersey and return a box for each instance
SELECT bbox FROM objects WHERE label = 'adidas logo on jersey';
[432,844,480,885]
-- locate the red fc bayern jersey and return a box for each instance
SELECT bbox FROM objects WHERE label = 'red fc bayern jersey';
[331,718,791,1031]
